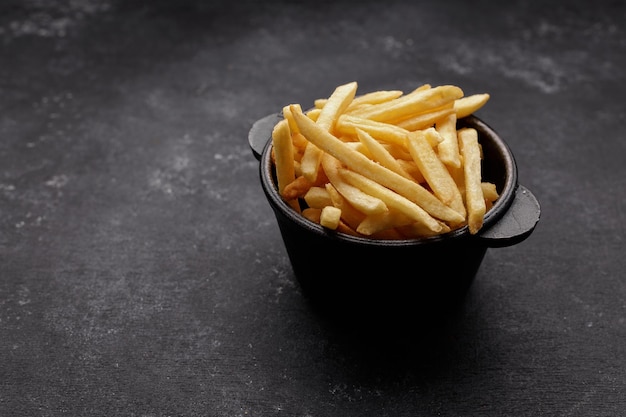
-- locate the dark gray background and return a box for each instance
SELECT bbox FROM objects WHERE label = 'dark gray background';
[1,0,624,416]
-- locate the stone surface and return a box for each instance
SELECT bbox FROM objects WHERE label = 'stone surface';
[1,0,625,415]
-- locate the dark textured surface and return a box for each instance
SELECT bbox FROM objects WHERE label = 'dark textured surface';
[1,1,625,416]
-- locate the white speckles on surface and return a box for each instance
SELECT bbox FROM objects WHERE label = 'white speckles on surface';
[440,42,569,94]
[147,167,198,198]
[381,35,410,58]
[0,0,112,40]
[45,174,69,188]
[17,285,32,306]
[329,382,364,403]
[148,169,176,196]
[146,135,196,198]
[436,10,624,94]
[211,144,258,172]
[498,52,566,94]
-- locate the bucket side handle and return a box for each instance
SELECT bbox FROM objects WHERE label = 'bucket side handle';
[477,185,541,248]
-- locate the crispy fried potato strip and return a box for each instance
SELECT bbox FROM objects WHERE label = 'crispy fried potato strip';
[459,127,486,234]
[270,81,495,238]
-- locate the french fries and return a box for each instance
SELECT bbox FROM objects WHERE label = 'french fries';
[349,84,463,124]
[270,81,496,239]
[321,153,388,215]
[320,206,342,230]
[458,127,487,234]
[291,109,465,225]
[300,81,357,183]
[406,128,466,217]
[271,119,299,212]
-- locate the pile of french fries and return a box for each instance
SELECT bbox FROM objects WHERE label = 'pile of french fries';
[270,81,499,239]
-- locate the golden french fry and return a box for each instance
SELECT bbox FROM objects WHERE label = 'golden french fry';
[345,141,373,158]
[318,90,404,112]
[396,106,454,131]
[346,90,403,111]
[291,131,309,151]
[356,208,414,236]
[356,128,415,181]
[293,159,302,176]
[283,104,301,135]
[435,112,461,169]
[299,142,324,183]
[291,106,465,224]
[455,93,490,119]
[302,207,321,223]
[281,178,310,201]
[406,128,466,217]
[396,159,425,183]
[481,181,499,202]
[397,220,452,239]
[448,165,465,199]
[339,168,443,233]
[312,165,330,187]
[336,220,362,236]
[458,127,486,234]
[304,186,332,209]
[335,114,410,147]
[324,183,366,230]
[306,108,321,121]
[272,120,294,191]
[292,148,304,164]
[423,128,444,147]
[321,153,388,215]
[382,143,413,160]
[320,205,342,229]
[301,82,358,183]
[349,85,463,124]
[315,81,358,132]
[481,182,499,211]
[281,176,312,200]
[271,119,300,212]
[337,114,444,148]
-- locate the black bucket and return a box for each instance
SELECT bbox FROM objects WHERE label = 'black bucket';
[249,113,540,323]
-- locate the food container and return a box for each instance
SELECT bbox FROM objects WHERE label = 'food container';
[249,113,540,322]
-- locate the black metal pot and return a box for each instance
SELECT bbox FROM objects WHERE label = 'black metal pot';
[249,113,540,321]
